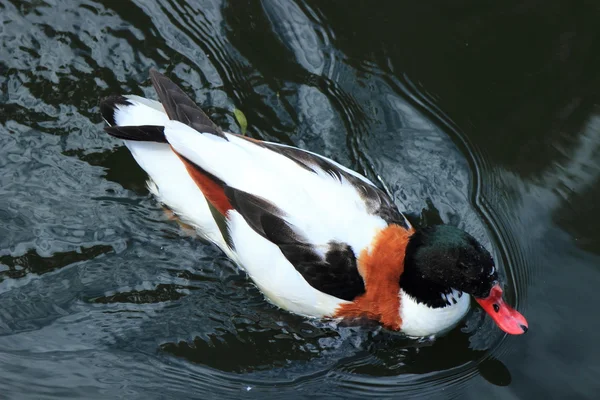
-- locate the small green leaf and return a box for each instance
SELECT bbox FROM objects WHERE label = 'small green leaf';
[233,108,247,136]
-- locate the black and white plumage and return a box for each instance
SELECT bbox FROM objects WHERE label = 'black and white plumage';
[98,70,528,337]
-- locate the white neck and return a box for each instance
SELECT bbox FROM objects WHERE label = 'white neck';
[399,289,471,337]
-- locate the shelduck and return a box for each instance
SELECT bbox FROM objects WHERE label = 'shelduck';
[99,70,528,337]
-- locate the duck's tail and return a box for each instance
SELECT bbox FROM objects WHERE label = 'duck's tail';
[97,76,227,248]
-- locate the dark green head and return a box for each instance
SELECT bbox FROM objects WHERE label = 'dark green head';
[401,225,497,307]
[400,225,528,335]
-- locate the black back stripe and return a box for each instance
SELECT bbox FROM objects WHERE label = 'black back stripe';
[224,186,286,240]
[104,125,167,143]
[261,143,343,180]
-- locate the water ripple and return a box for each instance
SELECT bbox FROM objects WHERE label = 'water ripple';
[0,0,563,398]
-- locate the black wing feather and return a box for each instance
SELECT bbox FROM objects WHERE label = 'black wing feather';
[148,69,227,140]
[104,125,167,143]
[224,186,282,238]
[278,241,365,301]
[224,186,365,301]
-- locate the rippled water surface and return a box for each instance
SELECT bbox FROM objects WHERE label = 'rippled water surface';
[1,0,600,398]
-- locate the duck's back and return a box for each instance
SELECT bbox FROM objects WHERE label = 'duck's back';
[100,70,411,318]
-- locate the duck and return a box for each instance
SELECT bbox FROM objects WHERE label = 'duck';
[99,69,528,338]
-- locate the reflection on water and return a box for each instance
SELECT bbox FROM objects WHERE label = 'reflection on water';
[1,0,599,398]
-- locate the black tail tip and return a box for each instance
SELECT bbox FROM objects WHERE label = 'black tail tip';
[100,95,132,126]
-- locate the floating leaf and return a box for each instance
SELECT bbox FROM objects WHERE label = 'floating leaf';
[233,108,248,135]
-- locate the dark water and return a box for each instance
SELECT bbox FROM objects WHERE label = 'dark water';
[1,0,599,398]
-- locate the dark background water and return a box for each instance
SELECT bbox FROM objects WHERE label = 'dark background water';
[1,0,599,398]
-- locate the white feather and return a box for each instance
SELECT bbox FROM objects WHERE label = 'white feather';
[111,96,167,126]
[400,289,471,337]
[123,95,165,112]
